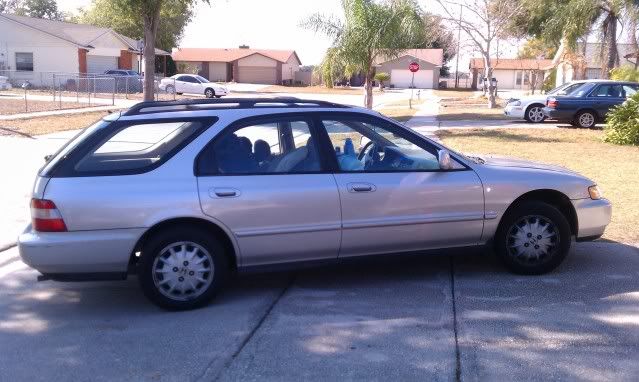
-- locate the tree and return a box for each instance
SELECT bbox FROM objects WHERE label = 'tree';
[90,0,205,101]
[419,15,456,77]
[78,0,194,52]
[2,0,65,20]
[515,0,639,79]
[436,0,524,108]
[304,0,426,109]
[374,72,390,90]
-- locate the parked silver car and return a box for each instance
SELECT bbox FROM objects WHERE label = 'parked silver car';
[18,98,611,310]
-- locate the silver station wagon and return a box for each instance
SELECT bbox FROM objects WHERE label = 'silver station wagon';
[19,98,612,310]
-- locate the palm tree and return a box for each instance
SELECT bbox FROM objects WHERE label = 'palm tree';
[374,72,390,91]
[303,0,425,108]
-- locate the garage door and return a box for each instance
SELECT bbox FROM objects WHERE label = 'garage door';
[87,55,118,74]
[390,69,433,89]
[238,66,277,84]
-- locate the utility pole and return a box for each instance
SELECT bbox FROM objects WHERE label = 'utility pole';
[454,4,462,88]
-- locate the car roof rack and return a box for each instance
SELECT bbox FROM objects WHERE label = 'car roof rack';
[122,97,350,116]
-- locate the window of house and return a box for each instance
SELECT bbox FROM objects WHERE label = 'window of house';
[15,52,33,71]
[515,71,522,85]
[523,71,530,85]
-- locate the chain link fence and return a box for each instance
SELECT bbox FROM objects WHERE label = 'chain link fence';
[0,70,177,113]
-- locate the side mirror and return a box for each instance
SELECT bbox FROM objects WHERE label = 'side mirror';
[438,149,453,170]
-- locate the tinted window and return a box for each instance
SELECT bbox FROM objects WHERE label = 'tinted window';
[622,85,638,97]
[320,117,449,172]
[591,84,623,98]
[194,75,208,83]
[74,121,207,173]
[203,119,321,175]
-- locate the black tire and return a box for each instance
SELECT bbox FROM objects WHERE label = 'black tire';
[524,104,546,123]
[176,92,183,95]
[138,226,229,310]
[215,95,222,98]
[494,201,571,275]
[574,110,597,128]
[205,88,215,98]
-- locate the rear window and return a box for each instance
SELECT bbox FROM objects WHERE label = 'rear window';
[74,121,207,173]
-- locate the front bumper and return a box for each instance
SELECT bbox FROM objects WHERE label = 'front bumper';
[216,88,229,96]
[572,198,612,240]
[18,225,145,274]
[504,105,525,119]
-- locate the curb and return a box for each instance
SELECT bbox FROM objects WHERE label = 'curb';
[0,242,17,253]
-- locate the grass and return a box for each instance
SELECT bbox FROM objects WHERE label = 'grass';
[0,111,109,136]
[438,128,639,243]
[0,97,90,115]
[438,95,510,121]
[433,89,479,98]
[261,85,381,95]
[377,99,425,122]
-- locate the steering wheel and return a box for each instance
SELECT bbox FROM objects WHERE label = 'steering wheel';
[357,140,375,161]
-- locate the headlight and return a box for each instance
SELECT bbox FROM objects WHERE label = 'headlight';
[588,185,602,200]
[508,100,521,106]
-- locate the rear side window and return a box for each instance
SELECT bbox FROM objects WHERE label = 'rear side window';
[73,120,208,174]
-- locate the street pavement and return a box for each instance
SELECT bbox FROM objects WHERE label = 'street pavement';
[0,242,637,381]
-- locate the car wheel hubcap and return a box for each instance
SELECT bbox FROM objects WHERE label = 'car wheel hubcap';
[206,90,213,97]
[152,241,214,301]
[579,113,594,127]
[529,107,544,122]
[507,215,558,263]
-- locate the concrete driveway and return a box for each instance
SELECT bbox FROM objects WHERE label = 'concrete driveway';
[0,242,638,381]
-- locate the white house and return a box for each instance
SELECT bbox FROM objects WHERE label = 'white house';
[375,49,443,89]
[0,13,168,86]
[469,58,553,90]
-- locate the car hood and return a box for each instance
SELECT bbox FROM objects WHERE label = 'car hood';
[473,154,578,174]
[513,94,548,103]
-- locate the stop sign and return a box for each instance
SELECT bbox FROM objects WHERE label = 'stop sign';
[409,62,420,72]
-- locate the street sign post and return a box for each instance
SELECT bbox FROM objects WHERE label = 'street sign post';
[409,62,419,109]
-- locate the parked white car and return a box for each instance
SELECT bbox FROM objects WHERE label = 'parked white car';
[159,74,228,98]
[504,81,588,123]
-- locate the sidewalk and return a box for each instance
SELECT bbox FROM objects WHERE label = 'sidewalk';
[0,104,126,120]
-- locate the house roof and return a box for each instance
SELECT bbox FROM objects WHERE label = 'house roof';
[375,49,444,66]
[172,48,301,64]
[0,13,168,55]
[469,58,553,70]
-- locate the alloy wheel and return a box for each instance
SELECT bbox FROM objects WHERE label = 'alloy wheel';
[152,241,214,301]
[528,106,545,123]
[579,113,595,128]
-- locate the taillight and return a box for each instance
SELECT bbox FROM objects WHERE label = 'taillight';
[31,198,67,232]
[547,98,559,108]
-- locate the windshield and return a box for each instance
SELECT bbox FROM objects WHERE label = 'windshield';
[194,75,209,83]
[551,82,587,96]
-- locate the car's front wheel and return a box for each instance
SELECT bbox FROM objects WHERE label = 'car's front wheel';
[524,105,546,123]
[138,226,228,310]
[205,88,215,98]
[495,201,571,275]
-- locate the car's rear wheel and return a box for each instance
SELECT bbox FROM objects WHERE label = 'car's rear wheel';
[524,105,546,123]
[138,226,228,310]
[575,110,596,128]
[495,201,571,275]
[205,88,215,98]
[165,84,175,94]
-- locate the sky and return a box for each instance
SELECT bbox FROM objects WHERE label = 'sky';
[56,0,521,69]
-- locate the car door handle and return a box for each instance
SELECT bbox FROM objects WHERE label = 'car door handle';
[347,183,376,193]
[210,188,240,198]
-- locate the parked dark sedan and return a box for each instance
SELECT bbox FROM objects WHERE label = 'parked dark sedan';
[543,80,639,128]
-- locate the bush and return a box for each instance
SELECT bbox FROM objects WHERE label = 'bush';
[609,66,639,82]
[604,92,639,145]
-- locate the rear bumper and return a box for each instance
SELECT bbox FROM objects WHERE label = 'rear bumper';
[572,198,612,240]
[543,107,574,120]
[18,225,144,274]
